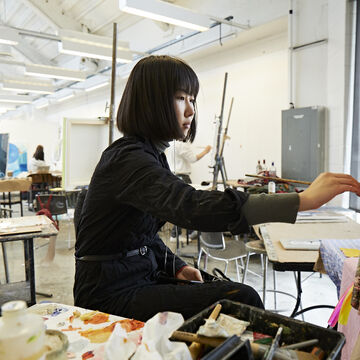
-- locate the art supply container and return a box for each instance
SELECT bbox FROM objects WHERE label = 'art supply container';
[0,300,46,360]
[177,299,345,360]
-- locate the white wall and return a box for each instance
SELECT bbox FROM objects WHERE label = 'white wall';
[188,33,288,183]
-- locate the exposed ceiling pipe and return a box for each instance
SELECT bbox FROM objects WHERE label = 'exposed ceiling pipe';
[1,18,248,117]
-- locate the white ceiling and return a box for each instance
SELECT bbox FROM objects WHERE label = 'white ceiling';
[0,0,288,108]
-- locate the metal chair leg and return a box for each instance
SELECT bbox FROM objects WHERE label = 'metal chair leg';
[273,266,277,310]
[242,252,251,283]
[2,243,9,283]
[263,255,268,305]
[204,254,208,271]
[196,248,203,268]
[235,259,240,282]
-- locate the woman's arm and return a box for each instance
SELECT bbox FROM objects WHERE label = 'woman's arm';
[298,172,360,211]
[196,145,211,161]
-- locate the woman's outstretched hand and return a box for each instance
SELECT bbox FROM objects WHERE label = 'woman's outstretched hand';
[176,265,203,282]
[299,172,360,211]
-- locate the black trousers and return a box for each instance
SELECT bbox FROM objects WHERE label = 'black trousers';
[97,281,264,322]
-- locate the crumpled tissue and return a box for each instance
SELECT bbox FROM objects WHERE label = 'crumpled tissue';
[105,312,191,360]
[105,323,141,360]
[132,312,191,360]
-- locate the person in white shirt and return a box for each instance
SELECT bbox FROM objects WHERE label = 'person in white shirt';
[167,140,211,183]
[29,145,47,172]
[167,140,211,240]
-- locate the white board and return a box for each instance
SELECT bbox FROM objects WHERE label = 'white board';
[63,118,108,189]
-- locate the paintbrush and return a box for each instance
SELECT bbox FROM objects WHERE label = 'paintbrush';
[188,303,222,360]
[264,326,283,360]
[171,331,319,360]
[282,339,319,350]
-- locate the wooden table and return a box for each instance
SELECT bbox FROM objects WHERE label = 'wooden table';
[0,178,32,192]
[28,302,145,360]
[0,178,32,216]
[0,215,58,307]
[255,216,360,317]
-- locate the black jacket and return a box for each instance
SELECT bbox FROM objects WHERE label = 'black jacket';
[74,136,249,308]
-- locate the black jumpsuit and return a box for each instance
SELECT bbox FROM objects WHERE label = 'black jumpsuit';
[74,136,263,321]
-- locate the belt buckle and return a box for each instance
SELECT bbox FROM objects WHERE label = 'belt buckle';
[140,246,147,256]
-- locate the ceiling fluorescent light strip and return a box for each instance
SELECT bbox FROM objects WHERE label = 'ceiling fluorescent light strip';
[0,106,16,111]
[57,94,74,102]
[0,95,32,103]
[85,81,109,92]
[36,102,49,109]
[59,40,133,63]
[59,29,129,51]
[25,64,87,81]
[0,26,20,45]
[119,0,210,32]
[2,78,54,94]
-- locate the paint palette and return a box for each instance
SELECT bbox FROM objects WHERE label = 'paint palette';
[28,302,143,360]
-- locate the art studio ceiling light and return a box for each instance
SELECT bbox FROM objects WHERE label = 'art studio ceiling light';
[57,93,74,103]
[0,95,32,103]
[59,29,133,63]
[2,78,54,94]
[85,81,109,92]
[0,106,15,111]
[35,101,49,109]
[0,26,20,45]
[25,64,87,82]
[119,0,211,32]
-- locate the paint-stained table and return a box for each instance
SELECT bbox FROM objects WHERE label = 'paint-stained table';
[0,215,58,307]
[28,302,144,360]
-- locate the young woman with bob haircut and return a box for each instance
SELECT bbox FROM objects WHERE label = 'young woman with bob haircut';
[74,55,360,321]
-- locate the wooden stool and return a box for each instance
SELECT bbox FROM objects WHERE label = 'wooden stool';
[242,240,275,306]
[242,240,303,318]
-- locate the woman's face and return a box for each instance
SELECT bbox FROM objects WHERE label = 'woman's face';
[174,90,195,139]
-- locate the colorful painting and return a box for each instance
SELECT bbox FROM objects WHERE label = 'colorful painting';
[7,143,28,177]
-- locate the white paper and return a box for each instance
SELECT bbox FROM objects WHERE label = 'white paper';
[197,313,250,338]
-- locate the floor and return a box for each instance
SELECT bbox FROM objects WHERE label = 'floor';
[0,201,340,328]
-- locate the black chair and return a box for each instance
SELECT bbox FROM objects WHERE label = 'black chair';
[0,191,24,217]
[35,194,67,227]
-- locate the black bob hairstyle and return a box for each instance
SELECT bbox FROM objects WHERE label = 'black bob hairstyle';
[33,145,44,161]
[117,55,199,143]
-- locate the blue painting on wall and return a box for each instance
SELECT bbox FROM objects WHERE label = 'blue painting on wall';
[7,143,28,177]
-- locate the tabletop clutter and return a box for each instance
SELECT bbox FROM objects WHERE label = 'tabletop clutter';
[0,298,345,360]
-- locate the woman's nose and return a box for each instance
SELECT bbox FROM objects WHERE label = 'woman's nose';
[185,100,194,117]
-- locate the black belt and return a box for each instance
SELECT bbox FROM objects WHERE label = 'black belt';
[76,246,148,262]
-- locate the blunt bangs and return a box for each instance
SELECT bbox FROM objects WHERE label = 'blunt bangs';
[117,55,199,143]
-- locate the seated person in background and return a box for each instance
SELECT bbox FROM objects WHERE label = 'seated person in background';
[29,145,48,173]
[30,145,56,264]
[166,140,211,241]
[74,55,360,322]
